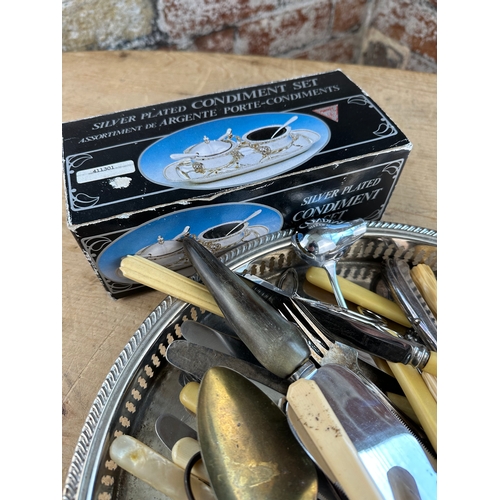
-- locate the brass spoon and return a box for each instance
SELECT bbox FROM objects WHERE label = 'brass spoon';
[197,366,318,500]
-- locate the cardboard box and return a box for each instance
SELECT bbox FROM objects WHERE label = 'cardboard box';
[63,70,412,298]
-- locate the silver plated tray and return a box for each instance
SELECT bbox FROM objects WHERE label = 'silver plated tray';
[63,221,437,500]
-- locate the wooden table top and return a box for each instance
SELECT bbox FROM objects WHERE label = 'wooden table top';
[62,50,436,489]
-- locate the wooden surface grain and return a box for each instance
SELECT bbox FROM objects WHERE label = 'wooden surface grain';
[62,50,436,489]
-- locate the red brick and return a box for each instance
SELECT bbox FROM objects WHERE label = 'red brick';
[362,38,407,69]
[194,28,235,53]
[237,1,332,56]
[371,0,436,61]
[293,36,359,63]
[158,0,276,43]
[405,51,437,73]
[333,0,369,33]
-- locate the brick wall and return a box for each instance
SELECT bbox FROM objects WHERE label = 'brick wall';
[62,0,437,73]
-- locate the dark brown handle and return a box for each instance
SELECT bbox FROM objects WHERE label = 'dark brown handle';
[183,237,310,379]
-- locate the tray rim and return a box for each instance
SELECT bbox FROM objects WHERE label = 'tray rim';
[62,220,437,500]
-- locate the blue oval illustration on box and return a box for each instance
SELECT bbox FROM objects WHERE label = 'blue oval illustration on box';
[97,203,284,284]
[138,112,330,189]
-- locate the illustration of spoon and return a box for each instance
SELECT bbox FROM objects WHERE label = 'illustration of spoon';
[170,153,198,161]
[271,115,298,138]
[224,209,262,237]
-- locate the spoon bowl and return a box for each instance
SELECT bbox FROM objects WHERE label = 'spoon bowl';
[291,220,367,309]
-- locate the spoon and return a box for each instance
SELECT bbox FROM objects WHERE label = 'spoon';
[291,220,367,309]
[197,366,318,500]
[224,209,262,237]
[170,152,198,161]
[271,115,298,138]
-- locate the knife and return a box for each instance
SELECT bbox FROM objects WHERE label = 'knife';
[155,413,198,450]
[383,258,437,351]
[180,320,260,365]
[109,434,216,500]
[166,340,289,400]
[312,364,436,500]
[240,271,436,376]
[182,236,437,495]
[155,413,211,484]
[286,377,385,500]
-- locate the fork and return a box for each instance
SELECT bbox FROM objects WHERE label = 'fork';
[244,268,437,461]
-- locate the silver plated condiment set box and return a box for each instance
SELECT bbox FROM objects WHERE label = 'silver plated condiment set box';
[62,70,412,298]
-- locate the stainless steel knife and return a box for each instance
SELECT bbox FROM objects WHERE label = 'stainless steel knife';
[180,320,260,365]
[239,271,435,375]
[155,413,211,484]
[383,258,437,351]
[312,364,436,500]
[166,339,290,398]
[155,413,197,451]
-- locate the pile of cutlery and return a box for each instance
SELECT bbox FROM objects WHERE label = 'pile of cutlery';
[111,220,438,500]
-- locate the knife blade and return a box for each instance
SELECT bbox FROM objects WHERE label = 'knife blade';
[180,320,260,365]
[166,340,290,398]
[155,413,198,451]
[312,364,436,500]
[155,413,211,484]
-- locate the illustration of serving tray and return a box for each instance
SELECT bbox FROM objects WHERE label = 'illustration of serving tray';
[63,221,437,500]
[163,129,321,184]
[138,113,330,189]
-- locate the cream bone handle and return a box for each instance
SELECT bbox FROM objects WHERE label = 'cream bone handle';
[109,434,216,500]
[172,437,210,484]
[119,254,437,377]
[287,378,385,500]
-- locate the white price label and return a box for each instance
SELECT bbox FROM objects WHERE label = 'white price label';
[76,160,135,184]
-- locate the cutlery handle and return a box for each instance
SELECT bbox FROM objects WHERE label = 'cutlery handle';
[183,237,311,379]
[305,267,411,327]
[109,434,216,500]
[422,351,437,376]
[305,299,434,372]
[120,255,223,316]
[287,379,384,500]
[387,362,437,453]
[410,263,437,319]
[179,381,200,414]
[172,437,210,484]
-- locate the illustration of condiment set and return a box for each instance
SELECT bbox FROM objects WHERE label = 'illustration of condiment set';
[135,210,266,271]
[163,116,321,184]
